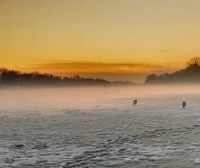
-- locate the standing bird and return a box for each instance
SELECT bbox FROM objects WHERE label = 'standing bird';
[133,99,138,106]
[182,101,186,109]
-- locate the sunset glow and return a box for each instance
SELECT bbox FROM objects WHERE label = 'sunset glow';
[1,0,200,82]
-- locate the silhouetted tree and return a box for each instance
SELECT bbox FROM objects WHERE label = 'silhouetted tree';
[187,57,200,68]
[145,74,157,83]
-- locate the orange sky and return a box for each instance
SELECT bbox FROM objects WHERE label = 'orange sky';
[1,0,200,82]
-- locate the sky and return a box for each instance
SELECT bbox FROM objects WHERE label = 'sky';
[1,0,200,82]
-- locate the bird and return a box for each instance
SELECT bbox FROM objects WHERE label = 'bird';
[133,99,138,106]
[182,101,186,109]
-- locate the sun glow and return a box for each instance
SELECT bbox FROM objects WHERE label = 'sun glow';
[1,0,200,82]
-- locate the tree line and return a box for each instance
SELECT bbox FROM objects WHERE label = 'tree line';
[145,57,200,84]
[0,68,132,87]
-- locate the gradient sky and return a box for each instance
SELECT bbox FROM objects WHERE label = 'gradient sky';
[1,0,200,82]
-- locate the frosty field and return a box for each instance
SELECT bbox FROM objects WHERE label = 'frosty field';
[0,86,200,168]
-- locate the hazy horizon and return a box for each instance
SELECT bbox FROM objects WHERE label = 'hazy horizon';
[0,84,200,110]
[1,0,200,82]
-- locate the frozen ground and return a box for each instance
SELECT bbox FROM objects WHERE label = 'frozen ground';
[0,86,200,168]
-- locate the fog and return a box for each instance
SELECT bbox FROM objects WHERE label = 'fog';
[2,85,200,167]
[0,85,200,111]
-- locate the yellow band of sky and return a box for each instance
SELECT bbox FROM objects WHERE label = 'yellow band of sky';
[1,0,200,82]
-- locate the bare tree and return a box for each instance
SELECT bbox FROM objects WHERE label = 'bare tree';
[187,57,200,67]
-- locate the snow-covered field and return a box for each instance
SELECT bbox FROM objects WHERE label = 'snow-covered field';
[1,86,200,168]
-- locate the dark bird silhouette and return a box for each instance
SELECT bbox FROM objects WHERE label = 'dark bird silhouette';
[133,99,138,106]
[182,101,186,109]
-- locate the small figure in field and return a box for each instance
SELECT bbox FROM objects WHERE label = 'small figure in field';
[133,99,138,106]
[182,101,186,109]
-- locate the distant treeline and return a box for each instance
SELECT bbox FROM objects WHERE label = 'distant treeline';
[146,57,200,84]
[0,68,133,87]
